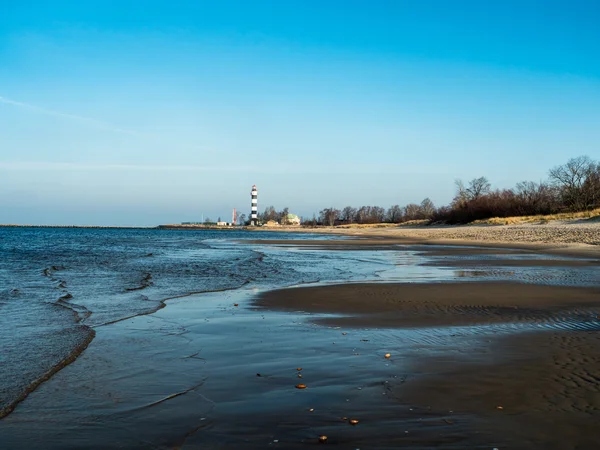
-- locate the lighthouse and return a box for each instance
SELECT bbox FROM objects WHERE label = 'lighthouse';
[250,185,258,226]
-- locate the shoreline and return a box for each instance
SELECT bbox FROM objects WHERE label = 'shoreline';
[0,327,96,420]
[249,222,600,259]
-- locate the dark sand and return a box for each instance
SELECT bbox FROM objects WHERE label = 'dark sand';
[256,282,600,328]
[422,258,600,267]
[254,281,600,449]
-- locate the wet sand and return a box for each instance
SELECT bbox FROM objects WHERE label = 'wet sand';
[422,258,600,267]
[255,282,600,328]
[246,236,600,259]
[254,281,600,449]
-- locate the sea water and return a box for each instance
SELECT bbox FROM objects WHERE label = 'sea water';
[0,227,387,416]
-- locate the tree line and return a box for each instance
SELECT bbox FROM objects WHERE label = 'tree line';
[301,155,599,226]
[248,156,599,226]
[301,199,437,227]
[433,155,600,224]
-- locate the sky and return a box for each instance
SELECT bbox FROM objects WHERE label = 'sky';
[1,1,599,226]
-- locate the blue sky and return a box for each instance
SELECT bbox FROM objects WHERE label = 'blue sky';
[1,1,599,225]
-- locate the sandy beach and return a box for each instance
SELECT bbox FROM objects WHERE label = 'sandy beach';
[257,220,600,257]
[349,221,600,246]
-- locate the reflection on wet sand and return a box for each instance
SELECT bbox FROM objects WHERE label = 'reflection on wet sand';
[1,238,600,449]
[454,269,516,278]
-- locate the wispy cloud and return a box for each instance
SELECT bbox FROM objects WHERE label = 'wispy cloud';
[0,161,289,173]
[0,160,440,174]
[0,95,142,137]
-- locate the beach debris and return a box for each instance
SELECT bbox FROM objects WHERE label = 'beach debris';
[384,353,391,359]
[349,419,359,425]
[234,303,239,307]
[341,417,348,421]
[308,408,314,412]
[256,373,262,377]
[360,339,369,341]
[295,384,307,389]
[443,419,454,425]
[273,439,279,443]
[342,332,347,335]
[496,406,504,410]
[298,374,303,378]
[318,435,328,443]
[296,368,302,371]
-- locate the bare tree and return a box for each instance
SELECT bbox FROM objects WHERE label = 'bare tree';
[319,208,340,226]
[583,163,600,208]
[341,206,357,224]
[386,205,403,223]
[453,177,491,206]
[419,198,435,219]
[514,181,559,215]
[355,206,368,224]
[452,179,469,207]
[404,203,421,221]
[466,177,491,200]
[354,206,386,223]
[238,213,246,225]
[371,206,386,222]
[549,156,596,211]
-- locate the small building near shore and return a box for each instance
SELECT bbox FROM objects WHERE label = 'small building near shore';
[285,214,301,226]
[263,220,281,227]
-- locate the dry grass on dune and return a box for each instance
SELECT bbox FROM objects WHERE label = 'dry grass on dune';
[318,210,600,229]
[472,208,600,225]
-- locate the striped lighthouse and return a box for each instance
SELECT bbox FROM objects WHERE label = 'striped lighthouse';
[250,185,258,226]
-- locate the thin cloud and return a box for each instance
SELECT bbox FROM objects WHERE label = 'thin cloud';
[0,160,441,174]
[0,95,142,137]
[0,161,287,172]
